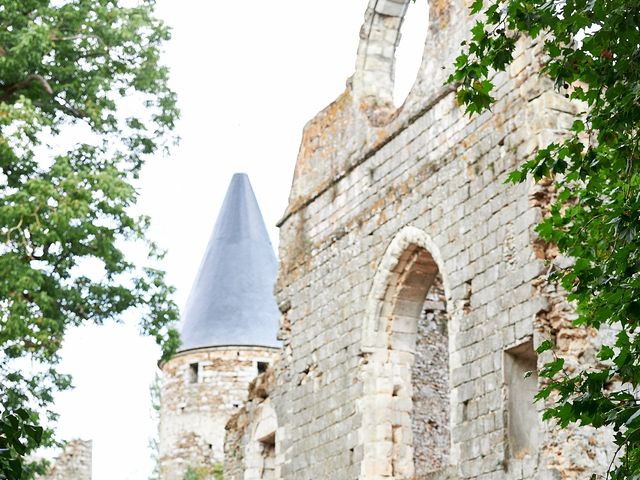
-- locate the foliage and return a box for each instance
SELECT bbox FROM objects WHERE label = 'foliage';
[0,410,47,480]
[0,0,181,477]
[450,0,640,477]
[183,464,223,480]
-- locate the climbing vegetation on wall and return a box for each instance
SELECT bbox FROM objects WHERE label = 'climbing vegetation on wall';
[450,0,640,477]
[183,464,224,480]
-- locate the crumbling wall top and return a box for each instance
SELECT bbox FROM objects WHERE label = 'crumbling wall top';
[280,0,472,226]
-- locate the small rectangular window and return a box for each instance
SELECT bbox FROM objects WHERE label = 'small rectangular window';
[505,340,540,459]
[257,361,269,374]
[188,362,199,384]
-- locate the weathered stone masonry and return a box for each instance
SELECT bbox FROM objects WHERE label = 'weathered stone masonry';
[40,439,92,480]
[226,0,612,478]
[160,346,278,479]
[225,367,282,480]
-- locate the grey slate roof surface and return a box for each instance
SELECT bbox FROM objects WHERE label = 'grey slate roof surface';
[178,173,280,351]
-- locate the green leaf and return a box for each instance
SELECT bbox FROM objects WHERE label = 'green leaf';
[470,0,484,14]
[471,21,486,42]
[598,346,614,361]
[572,119,585,133]
[540,358,565,378]
[536,340,554,354]
[626,409,640,427]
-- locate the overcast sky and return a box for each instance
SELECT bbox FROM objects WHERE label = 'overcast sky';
[52,1,429,478]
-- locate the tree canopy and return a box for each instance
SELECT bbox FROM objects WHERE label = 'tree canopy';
[0,1,180,478]
[450,0,640,477]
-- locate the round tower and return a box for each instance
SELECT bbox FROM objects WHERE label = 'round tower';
[158,173,280,479]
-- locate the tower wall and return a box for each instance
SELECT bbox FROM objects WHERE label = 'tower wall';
[159,346,278,479]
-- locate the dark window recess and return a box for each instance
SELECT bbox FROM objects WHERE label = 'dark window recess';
[257,361,269,373]
[188,362,199,384]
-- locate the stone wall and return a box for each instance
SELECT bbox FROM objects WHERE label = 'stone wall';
[224,367,281,480]
[159,346,278,479]
[412,276,449,475]
[225,0,613,478]
[40,439,92,480]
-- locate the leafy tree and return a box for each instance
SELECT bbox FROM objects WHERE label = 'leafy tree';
[0,0,181,477]
[0,409,45,480]
[449,0,640,477]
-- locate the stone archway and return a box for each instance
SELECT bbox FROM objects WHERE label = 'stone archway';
[353,0,431,124]
[354,0,416,106]
[359,226,452,479]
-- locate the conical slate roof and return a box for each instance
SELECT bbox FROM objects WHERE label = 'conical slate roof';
[178,173,280,351]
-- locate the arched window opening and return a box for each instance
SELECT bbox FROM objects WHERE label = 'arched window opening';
[360,229,452,479]
[384,245,451,478]
[354,0,430,124]
[412,274,449,474]
[393,0,429,106]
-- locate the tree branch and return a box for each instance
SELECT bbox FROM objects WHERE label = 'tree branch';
[53,98,88,119]
[0,74,53,102]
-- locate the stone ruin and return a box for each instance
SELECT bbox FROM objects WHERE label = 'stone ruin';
[36,0,616,478]
[40,439,92,480]
[219,0,614,479]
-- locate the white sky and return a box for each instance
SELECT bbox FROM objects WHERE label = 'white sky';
[52,1,429,478]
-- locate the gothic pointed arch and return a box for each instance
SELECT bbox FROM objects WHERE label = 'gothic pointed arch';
[359,226,453,478]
